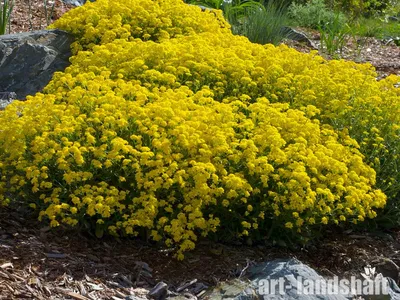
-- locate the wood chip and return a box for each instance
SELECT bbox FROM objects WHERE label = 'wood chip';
[86,282,104,291]
[56,288,91,300]
[0,262,13,269]
[114,290,127,298]
[28,277,39,286]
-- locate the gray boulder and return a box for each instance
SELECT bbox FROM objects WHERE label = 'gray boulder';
[0,29,73,100]
[282,27,317,49]
[148,281,168,300]
[247,259,348,299]
[203,259,400,299]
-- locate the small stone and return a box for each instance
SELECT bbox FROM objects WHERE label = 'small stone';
[125,296,147,300]
[135,261,153,273]
[191,282,208,295]
[61,0,87,6]
[148,281,168,300]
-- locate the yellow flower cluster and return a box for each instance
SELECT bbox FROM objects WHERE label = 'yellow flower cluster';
[52,30,400,204]
[48,0,230,53]
[0,0,392,258]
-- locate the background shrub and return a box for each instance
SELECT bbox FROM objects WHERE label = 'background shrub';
[288,0,347,30]
[329,0,393,17]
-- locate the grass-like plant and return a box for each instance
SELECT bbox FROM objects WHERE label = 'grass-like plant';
[318,13,350,57]
[185,0,225,9]
[349,16,400,39]
[44,0,56,26]
[223,0,265,28]
[349,18,383,38]
[0,0,13,35]
[186,0,265,27]
[233,0,292,45]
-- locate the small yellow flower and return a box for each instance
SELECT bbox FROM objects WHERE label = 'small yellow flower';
[285,222,293,229]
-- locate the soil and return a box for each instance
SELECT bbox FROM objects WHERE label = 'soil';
[1,1,400,299]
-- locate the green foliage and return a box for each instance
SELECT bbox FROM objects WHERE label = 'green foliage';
[0,0,13,35]
[349,17,400,39]
[349,18,383,37]
[327,0,394,17]
[380,21,400,40]
[223,0,266,27]
[288,0,347,31]
[186,0,292,45]
[233,0,292,45]
[186,0,265,24]
[381,0,400,18]
[186,0,225,9]
[318,14,350,57]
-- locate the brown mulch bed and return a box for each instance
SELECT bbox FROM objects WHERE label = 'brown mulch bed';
[1,1,400,299]
[8,0,74,34]
[1,203,400,299]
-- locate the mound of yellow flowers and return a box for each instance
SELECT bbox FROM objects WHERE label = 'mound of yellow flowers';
[0,0,394,258]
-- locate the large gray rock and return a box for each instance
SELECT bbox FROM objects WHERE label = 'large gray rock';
[203,259,400,299]
[0,29,73,100]
[247,259,349,299]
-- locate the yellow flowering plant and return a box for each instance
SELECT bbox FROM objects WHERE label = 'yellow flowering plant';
[0,83,385,257]
[0,0,395,258]
[52,31,400,225]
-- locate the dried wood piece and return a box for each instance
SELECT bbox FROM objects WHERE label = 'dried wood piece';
[56,287,91,300]
[176,278,197,292]
[0,262,13,269]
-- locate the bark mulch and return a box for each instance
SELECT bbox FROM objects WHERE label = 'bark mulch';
[1,204,400,299]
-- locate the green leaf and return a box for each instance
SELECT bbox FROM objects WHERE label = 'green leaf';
[95,225,104,238]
